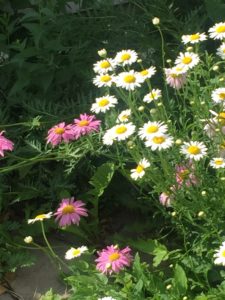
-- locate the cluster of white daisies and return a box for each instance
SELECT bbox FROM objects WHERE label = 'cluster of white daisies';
[89,22,225,181]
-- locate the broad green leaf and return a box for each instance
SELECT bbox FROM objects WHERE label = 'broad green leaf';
[174,264,188,295]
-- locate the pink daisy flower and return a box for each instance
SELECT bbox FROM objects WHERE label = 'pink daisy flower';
[95,245,132,275]
[175,163,198,187]
[0,131,14,157]
[47,122,75,147]
[54,197,88,227]
[73,113,101,139]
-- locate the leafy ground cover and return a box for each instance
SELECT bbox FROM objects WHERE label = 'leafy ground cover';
[1,0,225,299]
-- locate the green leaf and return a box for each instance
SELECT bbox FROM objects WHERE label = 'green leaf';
[89,162,115,199]
[128,239,169,267]
[174,264,188,295]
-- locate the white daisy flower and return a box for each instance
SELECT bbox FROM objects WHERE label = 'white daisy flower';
[65,246,88,260]
[139,66,156,79]
[115,49,138,66]
[115,70,143,91]
[143,89,162,103]
[209,22,225,40]
[112,122,136,141]
[28,212,53,224]
[145,134,174,151]
[214,242,225,266]
[117,109,131,123]
[211,87,225,105]
[175,52,200,69]
[91,95,118,113]
[93,74,114,88]
[210,157,225,169]
[138,121,168,140]
[130,158,150,180]
[217,43,225,60]
[180,141,207,161]
[93,59,116,74]
[181,32,207,44]
[102,128,115,146]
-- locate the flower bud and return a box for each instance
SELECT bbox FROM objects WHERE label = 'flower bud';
[171,211,176,217]
[198,211,205,217]
[152,17,160,25]
[221,177,225,181]
[186,46,193,52]
[138,106,145,111]
[97,48,107,58]
[190,101,194,105]
[24,236,33,244]
[201,191,207,196]
[200,101,205,105]
[175,139,182,145]
[212,65,219,71]
[150,108,157,114]
[157,102,162,107]
[166,284,172,290]
[166,59,172,63]
[137,59,142,63]
[219,77,224,82]
[183,297,188,300]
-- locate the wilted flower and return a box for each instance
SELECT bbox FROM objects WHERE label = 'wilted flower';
[159,192,172,207]
[175,163,198,187]
[96,245,132,275]
[54,198,88,227]
[165,65,187,89]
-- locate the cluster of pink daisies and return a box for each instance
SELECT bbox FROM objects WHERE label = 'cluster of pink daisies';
[46,113,101,146]
[28,197,133,275]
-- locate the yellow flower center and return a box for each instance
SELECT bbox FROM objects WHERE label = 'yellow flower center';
[219,93,225,100]
[182,57,192,64]
[223,49,225,53]
[121,115,128,121]
[140,69,148,76]
[171,73,179,78]
[150,92,157,98]
[98,98,109,107]
[109,252,120,262]
[100,61,111,69]
[215,159,223,165]
[78,120,89,127]
[100,75,111,82]
[72,249,81,256]
[190,34,200,41]
[62,205,75,214]
[54,127,65,134]
[136,165,144,173]
[35,214,46,220]
[218,112,225,125]
[187,145,200,155]
[216,25,225,33]
[123,75,136,83]
[115,125,127,134]
[147,125,159,133]
[121,53,131,61]
[152,136,165,144]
